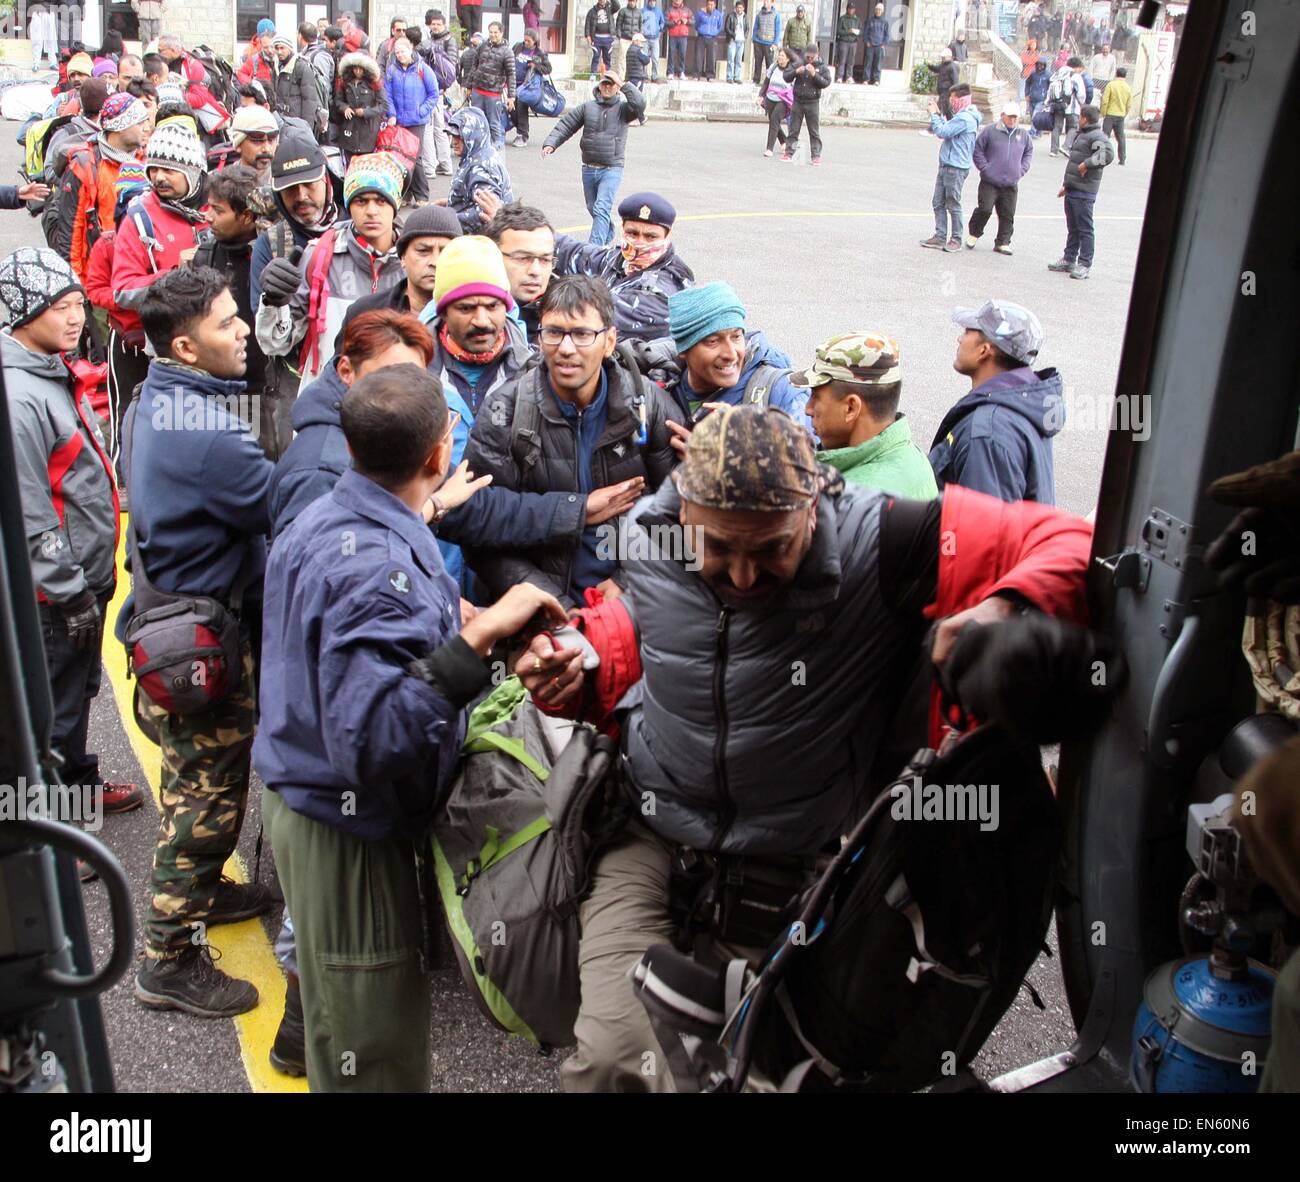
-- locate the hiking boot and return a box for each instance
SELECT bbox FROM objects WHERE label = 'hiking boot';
[993,243,1014,255]
[1047,257,1074,272]
[134,945,259,1018]
[944,238,962,252]
[919,235,946,249]
[99,782,144,813]
[269,972,306,1077]
[964,234,977,249]
[1070,264,1091,280]
[208,877,276,926]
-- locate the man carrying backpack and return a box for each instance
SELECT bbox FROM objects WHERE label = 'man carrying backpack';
[657,282,809,440]
[257,153,404,382]
[53,93,151,284]
[109,121,210,451]
[255,362,566,1092]
[464,275,678,609]
[418,10,458,175]
[1047,55,1086,157]
[514,403,1094,1091]
[270,34,324,135]
[0,248,142,822]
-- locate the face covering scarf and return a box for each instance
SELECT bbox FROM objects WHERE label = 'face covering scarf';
[620,235,671,275]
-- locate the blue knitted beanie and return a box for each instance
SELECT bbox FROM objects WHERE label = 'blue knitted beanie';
[669,281,747,354]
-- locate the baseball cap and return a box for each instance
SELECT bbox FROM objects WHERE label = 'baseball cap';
[951,299,1044,366]
[271,128,327,191]
[1002,101,1022,116]
[793,331,901,389]
[599,70,622,85]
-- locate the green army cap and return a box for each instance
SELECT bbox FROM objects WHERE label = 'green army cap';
[792,331,902,389]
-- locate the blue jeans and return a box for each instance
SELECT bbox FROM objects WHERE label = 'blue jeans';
[1063,190,1096,267]
[932,164,969,240]
[470,91,506,148]
[864,44,883,83]
[668,37,689,76]
[582,164,624,244]
[726,39,745,80]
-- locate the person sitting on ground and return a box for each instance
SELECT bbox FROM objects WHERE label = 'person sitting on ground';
[463,274,678,608]
[928,298,1063,504]
[440,105,514,233]
[797,331,938,499]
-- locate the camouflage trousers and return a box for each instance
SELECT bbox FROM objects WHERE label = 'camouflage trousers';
[143,643,258,959]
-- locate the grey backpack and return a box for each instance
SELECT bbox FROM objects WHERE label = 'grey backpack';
[432,678,623,1050]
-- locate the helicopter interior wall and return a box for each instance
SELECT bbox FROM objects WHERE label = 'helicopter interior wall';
[1046,0,1300,1091]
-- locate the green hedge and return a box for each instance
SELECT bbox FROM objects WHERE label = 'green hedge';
[910,63,937,94]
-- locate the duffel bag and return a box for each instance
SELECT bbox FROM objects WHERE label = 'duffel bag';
[432,677,623,1050]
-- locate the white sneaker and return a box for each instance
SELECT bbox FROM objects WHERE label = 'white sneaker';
[763,149,773,157]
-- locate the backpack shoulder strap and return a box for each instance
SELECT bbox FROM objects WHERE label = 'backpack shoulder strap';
[509,368,545,472]
[743,362,790,409]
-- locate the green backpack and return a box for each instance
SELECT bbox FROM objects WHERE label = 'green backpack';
[432,678,623,1050]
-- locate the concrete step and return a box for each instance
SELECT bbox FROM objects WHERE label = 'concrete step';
[550,75,930,128]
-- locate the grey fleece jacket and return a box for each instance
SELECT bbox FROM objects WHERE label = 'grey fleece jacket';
[3,331,118,603]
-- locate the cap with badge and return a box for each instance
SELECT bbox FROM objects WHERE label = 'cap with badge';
[951,299,1043,366]
[793,331,901,389]
[617,191,676,229]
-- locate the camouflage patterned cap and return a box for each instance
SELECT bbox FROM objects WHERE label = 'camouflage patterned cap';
[792,331,902,389]
[675,405,820,512]
[951,298,1044,365]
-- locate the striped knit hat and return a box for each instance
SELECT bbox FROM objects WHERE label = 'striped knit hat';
[343,153,404,213]
[100,92,150,133]
[144,121,207,199]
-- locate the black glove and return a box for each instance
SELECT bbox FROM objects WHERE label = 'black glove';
[937,614,1124,744]
[259,249,304,308]
[60,590,102,652]
[1204,507,1300,604]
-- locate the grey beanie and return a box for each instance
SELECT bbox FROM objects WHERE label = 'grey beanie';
[397,203,464,255]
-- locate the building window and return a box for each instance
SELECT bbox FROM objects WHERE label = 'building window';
[237,0,273,43]
[474,1,567,54]
[103,0,140,42]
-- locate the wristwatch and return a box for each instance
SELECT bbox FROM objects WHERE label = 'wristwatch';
[428,493,450,524]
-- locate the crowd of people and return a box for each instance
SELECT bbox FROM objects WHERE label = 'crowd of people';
[1,7,1136,1096]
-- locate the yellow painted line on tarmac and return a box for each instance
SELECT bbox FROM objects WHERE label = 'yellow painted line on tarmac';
[557,209,1143,233]
[103,522,307,1094]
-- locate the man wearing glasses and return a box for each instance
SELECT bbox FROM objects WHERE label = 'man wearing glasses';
[463,274,678,609]
[225,105,281,186]
[484,202,557,345]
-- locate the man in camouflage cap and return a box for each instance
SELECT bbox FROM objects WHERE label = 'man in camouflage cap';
[513,400,1096,1090]
[795,331,938,500]
[929,298,1065,504]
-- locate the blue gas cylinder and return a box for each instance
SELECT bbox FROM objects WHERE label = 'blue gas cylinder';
[1131,956,1276,1093]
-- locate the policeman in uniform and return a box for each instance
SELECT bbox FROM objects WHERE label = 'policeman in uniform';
[254,363,566,1092]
